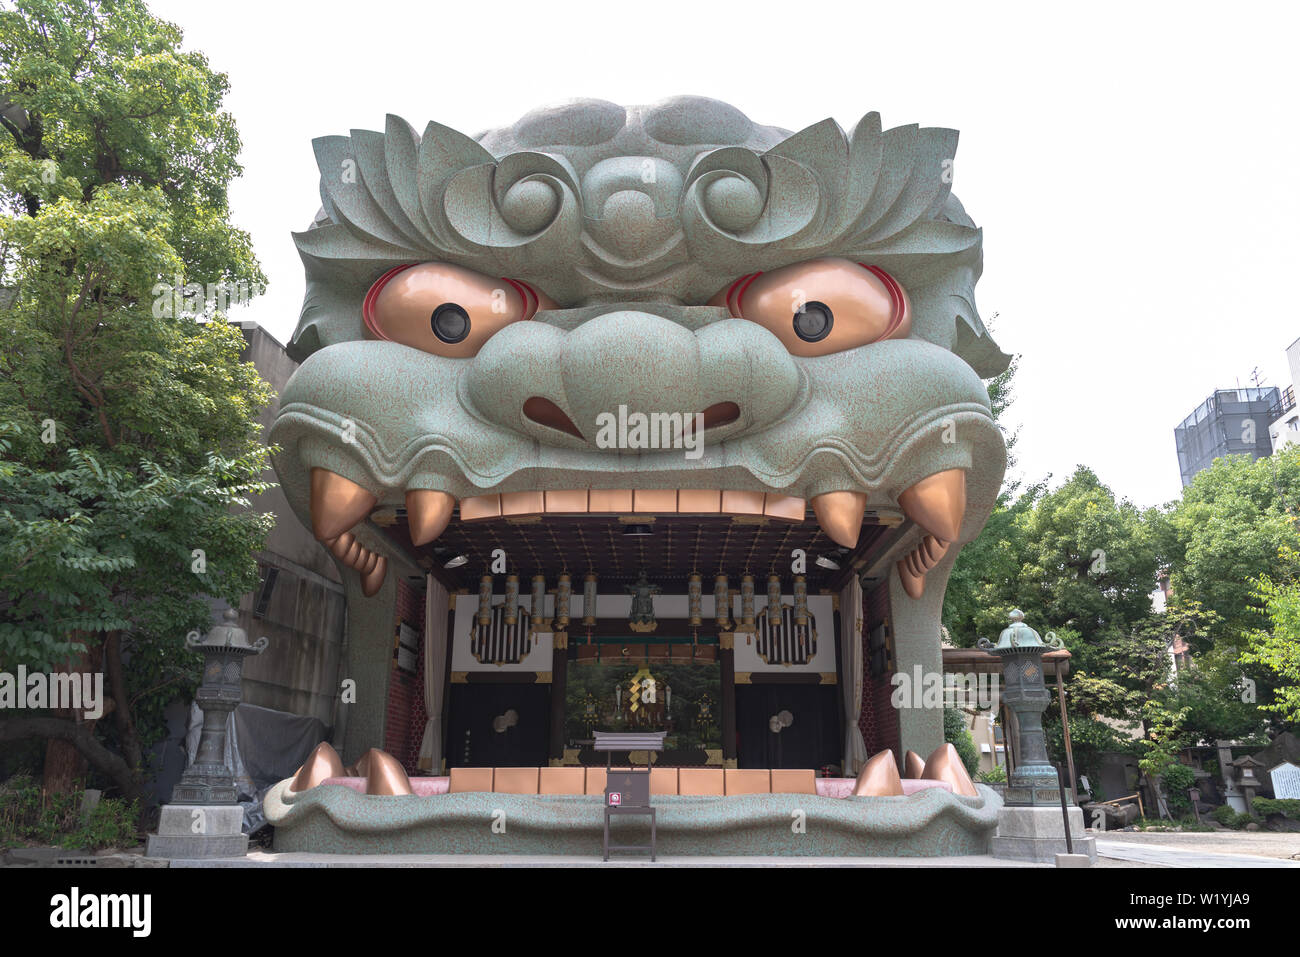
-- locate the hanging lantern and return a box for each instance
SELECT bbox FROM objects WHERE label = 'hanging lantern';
[554,573,571,630]
[793,575,809,626]
[504,574,519,625]
[477,575,493,626]
[582,572,598,626]
[740,574,756,631]
[714,574,731,630]
[530,575,546,632]
[767,574,782,619]
[687,573,703,627]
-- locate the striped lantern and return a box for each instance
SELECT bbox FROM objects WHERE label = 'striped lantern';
[530,575,546,632]
[793,575,809,626]
[504,574,519,625]
[583,573,598,626]
[687,573,703,627]
[767,574,782,619]
[740,574,756,630]
[714,574,730,630]
[554,573,571,630]
[477,575,493,626]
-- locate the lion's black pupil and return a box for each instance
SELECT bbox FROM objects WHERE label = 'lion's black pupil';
[793,300,833,342]
[431,302,470,344]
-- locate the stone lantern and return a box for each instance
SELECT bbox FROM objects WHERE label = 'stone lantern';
[1231,755,1265,815]
[146,608,267,859]
[979,609,1062,806]
[984,610,1095,863]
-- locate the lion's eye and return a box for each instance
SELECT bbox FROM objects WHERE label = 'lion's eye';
[363,262,554,358]
[430,303,471,344]
[792,300,834,342]
[709,257,910,357]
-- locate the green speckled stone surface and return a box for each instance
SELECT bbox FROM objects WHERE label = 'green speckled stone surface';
[266,779,1002,857]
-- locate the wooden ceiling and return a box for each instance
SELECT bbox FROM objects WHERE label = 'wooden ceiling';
[381,512,889,594]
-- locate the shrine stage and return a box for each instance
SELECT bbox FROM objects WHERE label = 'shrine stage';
[264,780,1003,857]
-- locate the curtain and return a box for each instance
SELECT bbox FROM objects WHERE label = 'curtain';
[840,577,869,775]
[417,575,450,773]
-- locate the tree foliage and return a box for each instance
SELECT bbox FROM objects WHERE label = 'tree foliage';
[945,445,1296,781]
[1161,447,1300,642]
[0,0,271,797]
[1244,547,1300,723]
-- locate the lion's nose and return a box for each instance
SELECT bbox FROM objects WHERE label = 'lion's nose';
[559,311,703,440]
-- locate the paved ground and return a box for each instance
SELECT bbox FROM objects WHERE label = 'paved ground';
[1094,831,1300,868]
[171,851,1051,867]
[163,833,1300,868]
[9,830,1299,868]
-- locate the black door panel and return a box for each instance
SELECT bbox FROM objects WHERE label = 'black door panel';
[446,682,550,768]
[735,683,841,770]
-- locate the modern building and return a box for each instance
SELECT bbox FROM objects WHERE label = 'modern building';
[1268,336,1300,452]
[1174,387,1279,487]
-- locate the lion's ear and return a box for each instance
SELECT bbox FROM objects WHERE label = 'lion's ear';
[954,319,1013,379]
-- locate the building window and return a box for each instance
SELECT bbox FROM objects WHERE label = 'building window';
[253,565,279,618]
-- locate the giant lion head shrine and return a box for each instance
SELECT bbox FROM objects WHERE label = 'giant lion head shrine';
[257,95,1030,857]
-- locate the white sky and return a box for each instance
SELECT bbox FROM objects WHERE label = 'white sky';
[149,0,1300,510]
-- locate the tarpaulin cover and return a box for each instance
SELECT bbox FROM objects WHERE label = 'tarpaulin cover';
[185,702,327,833]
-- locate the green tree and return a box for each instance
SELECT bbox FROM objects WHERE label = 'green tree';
[943,350,1030,646]
[1157,448,1300,735]
[1243,547,1300,723]
[0,0,271,799]
[1161,447,1300,642]
[946,467,1160,653]
[942,706,979,776]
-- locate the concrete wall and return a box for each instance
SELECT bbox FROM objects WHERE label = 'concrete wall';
[887,549,956,761]
[228,324,347,726]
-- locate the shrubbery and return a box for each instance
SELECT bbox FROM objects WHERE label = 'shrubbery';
[1161,763,1197,815]
[943,707,980,776]
[0,775,140,850]
[1251,798,1300,820]
[1210,804,1257,829]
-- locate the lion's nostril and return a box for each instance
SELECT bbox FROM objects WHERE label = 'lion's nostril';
[700,401,740,430]
[523,396,584,440]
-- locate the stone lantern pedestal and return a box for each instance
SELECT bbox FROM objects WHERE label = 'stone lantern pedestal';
[146,609,267,859]
[983,610,1095,864]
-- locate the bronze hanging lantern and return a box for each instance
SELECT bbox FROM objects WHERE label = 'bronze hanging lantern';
[767,574,782,619]
[687,573,703,628]
[477,575,493,626]
[582,572,598,627]
[530,575,546,632]
[554,572,571,630]
[504,574,519,625]
[740,574,756,631]
[793,575,809,626]
[714,573,731,631]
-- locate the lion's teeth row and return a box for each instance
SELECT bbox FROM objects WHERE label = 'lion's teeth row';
[306,468,967,596]
[457,489,806,523]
